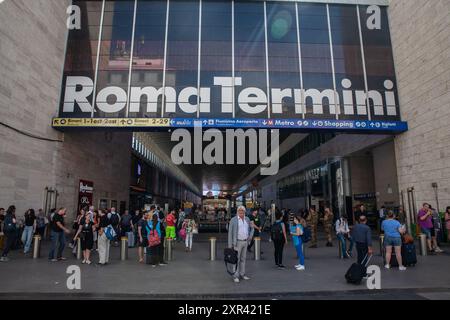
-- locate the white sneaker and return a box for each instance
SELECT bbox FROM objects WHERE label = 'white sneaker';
[296,265,305,271]
[233,277,240,283]
[294,264,301,269]
[434,248,444,253]
[242,276,250,281]
[384,264,390,269]
[82,259,86,264]
[399,266,407,271]
[86,260,92,265]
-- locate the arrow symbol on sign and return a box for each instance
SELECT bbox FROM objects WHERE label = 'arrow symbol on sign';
[263,121,267,125]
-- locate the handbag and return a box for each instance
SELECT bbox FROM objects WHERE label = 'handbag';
[179,228,187,240]
[224,248,238,276]
[192,227,199,234]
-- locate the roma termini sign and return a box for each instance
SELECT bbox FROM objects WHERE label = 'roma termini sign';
[54,76,407,132]
[54,1,407,133]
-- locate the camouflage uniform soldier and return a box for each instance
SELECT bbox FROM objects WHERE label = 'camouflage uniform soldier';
[306,208,319,248]
[323,208,334,247]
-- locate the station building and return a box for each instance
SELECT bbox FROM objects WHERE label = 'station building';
[0,0,449,226]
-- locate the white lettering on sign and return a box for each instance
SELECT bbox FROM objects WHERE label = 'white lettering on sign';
[62,76,397,117]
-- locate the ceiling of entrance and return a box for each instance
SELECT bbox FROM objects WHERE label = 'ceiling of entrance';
[144,131,292,193]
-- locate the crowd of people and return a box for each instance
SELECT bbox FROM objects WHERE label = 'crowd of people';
[0,204,199,265]
[0,203,449,283]
[226,203,450,283]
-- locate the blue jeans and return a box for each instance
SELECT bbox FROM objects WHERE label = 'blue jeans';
[337,233,354,257]
[295,241,305,266]
[49,231,66,259]
[22,226,34,253]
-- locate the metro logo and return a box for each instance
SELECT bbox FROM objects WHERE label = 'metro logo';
[62,76,398,117]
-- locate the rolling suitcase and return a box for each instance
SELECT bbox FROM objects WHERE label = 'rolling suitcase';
[401,243,417,266]
[345,254,372,285]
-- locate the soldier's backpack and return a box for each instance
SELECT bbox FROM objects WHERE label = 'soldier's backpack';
[270,221,283,241]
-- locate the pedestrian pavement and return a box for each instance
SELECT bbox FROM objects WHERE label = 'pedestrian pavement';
[0,232,449,299]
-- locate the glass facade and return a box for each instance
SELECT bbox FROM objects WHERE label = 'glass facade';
[60,0,401,123]
[277,158,344,216]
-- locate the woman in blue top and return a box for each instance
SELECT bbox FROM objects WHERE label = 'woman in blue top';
[146,214,162,267]
[290,215,305,271]
[382,211,406,271]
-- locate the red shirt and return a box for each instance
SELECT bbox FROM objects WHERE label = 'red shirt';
[166,214,176,227]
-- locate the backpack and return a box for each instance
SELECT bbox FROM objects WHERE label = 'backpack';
[110,213,120,227]
[104,225,116,241]
[270,222,283,241]
[147,222,161,247]
[301,226,312,243]
[3,214,17,233]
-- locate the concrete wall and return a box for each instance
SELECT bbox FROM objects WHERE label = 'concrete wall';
[0,1,131,219]
[389,0,450,212]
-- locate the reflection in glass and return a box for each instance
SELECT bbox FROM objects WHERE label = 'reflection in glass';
[95,1,134,118]
[129,0,167,118]
[267,2,300,119]
[61,1,103,117]
[299,3,335,120]
[165,0,199,118]
[330,4,366,120]
[359,5,399,120]
[200,0,232,118]
[234,1,267,119]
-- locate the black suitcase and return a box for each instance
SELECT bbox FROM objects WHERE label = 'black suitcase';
[401,243,417,266]
[345,255,372,285]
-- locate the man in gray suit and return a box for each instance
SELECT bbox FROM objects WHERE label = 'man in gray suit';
[228,206,254,283]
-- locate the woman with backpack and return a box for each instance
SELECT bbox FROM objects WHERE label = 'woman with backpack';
[290,215,305,271]
[147,214,162,267]
[271,210,288,269]
[73,215,96,265]
[182,213,197,252]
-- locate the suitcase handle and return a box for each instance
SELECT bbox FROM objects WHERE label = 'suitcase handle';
[361,254,373,267]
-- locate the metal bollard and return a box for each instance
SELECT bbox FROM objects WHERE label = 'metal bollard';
[76,238,82,260]
[120,237,128,260]
[419,234,427,256]
[165,238,173,261]
[254,237,261,260]
[209,237,216,261]
[32,235,41,259]
[379,234,385,258]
